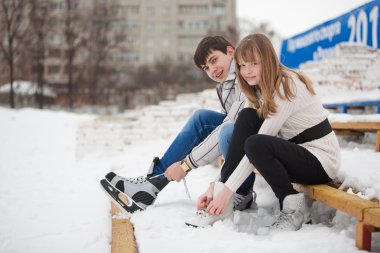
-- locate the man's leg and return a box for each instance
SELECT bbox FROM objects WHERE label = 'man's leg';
[151,109,225,175]
[104,109,226,212]
[219,123,234,158]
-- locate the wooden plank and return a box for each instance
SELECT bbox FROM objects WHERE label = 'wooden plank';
[302,184,380,220]
[376,130,380,152]
[331,122,380,131]
[112,219,138,253]
[356,222,372,251]
[111,203,138,253]
[333,130,364,136]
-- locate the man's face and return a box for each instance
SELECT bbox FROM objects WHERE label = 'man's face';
[201,46,234,83]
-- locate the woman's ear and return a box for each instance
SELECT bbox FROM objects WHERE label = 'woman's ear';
[226,46,234,56]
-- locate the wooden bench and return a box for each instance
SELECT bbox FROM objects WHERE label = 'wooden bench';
[331,121,380,152]
[299,183,380,251]
[110,203,138,253]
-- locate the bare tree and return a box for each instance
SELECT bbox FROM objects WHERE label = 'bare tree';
[27,0,49,109]
[84,0,125,110]
[63,0,84,109]
[0,0,29,108]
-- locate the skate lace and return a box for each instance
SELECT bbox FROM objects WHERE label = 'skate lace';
[126,176,147,184]
[195,210,211,219]
[149,173,192,200]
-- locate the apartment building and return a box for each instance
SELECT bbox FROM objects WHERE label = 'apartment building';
[1,0,236,107]
[41,0,236,82]
[113,0,236,66]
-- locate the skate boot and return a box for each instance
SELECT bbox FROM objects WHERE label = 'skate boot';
[270,193,311,231]
[104,157,169,210]
[185,182,233,227]
[233,189,258,211]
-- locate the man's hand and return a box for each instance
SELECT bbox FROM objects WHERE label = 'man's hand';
[164,162,186,182]
[206,185,233,215]
[197,182,215,210]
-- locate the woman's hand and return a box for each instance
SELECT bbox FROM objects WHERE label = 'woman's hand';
[206,185,233,215]
[197,182,215,210]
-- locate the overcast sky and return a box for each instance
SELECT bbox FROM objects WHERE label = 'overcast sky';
[237,0,371,38]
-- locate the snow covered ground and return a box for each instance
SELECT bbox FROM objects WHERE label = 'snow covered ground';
[0,90,380,252]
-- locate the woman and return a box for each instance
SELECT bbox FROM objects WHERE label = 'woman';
[195,33,341,231]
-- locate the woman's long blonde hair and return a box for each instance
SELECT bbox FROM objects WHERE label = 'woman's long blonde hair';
[234,34,315,119]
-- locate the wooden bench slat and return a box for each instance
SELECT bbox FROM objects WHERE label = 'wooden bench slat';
[302,184,380,220]
[301,184,380,251]
[331,122,380,130]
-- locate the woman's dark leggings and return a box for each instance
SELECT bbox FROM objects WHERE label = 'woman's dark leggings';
[220,108,264,195]
[221,108,332,205]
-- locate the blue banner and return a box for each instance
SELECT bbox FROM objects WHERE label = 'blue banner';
[280,0,380,69]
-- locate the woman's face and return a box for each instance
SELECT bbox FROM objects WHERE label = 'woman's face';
[238,58,262,86]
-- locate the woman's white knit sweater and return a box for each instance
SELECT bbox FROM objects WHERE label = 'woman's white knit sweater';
[224,78,341,193]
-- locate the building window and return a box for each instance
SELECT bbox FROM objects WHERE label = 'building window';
[178,20,208,31]
[213,4,225,15]
[49,49,61,58]
[50,2,64,11]
[49,17,60,26]
[119,53,139,63]
[126,37,138,47]
[47,65,60,74]
[147,7,155,16]
[115,35,126,43]
[126,5,139,15]
[147,39,154,48]
[162,38,170,48]
[162,22,170,32]
[50,34,62,45]
[162,6,170,16]
[179,5,208,15]
[147,22,155,32]
[147,54,155,64]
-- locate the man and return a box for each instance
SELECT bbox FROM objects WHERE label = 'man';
[101,36,256,215]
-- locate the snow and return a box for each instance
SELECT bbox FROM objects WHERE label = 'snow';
[1,88,380,253]
[0,81,56,97]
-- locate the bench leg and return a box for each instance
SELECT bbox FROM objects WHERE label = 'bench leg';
[376,130,380,152]
[356,222,372,251]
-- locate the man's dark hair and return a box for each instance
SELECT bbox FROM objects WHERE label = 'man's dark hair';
[193,36,234,70]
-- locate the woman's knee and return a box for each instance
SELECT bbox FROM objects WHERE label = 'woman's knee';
[237,108,257,122]
[244,134,271,158]
[235,108,263,129]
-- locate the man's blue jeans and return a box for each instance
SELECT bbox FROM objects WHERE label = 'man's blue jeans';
[153,109,254,194]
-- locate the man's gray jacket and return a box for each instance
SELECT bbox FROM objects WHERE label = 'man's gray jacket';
[185,71,246,169]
